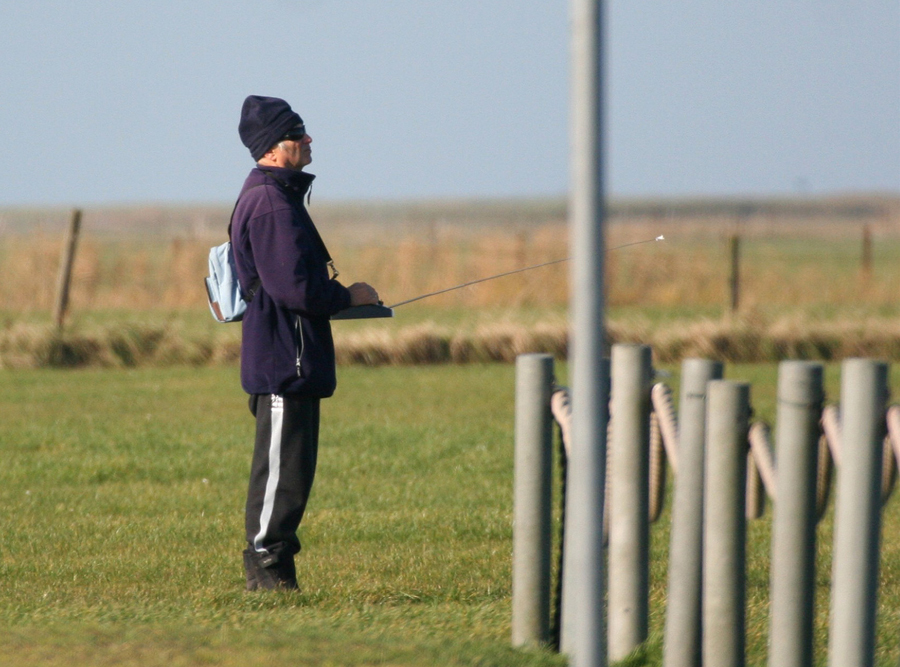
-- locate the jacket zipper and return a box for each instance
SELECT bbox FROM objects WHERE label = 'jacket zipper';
[295,315,305,377]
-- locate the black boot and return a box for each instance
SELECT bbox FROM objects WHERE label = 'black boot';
[243,544,298,591]
[243,549,260,591]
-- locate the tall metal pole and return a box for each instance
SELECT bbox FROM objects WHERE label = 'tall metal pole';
[828,358,888,667]
[768,361,824,667]
[512,354,555,647]
[663,358,724,667]
[560,0,606,664]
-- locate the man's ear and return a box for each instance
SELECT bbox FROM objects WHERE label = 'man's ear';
[258,145,281,167]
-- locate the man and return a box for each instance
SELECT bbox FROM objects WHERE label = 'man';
[232,95,379,590]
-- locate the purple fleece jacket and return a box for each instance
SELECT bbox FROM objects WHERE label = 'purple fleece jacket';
[231,166,352,396]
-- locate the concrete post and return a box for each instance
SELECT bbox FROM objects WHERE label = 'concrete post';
[768,361,824,667]
[560,359,610,665]
[663,359,724,667]
[608,343,653,660]
[703,380,750,667]
[828,358,888,667]
[512,354,555,647]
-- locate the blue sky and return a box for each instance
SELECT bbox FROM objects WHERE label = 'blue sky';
[2,1,898,205]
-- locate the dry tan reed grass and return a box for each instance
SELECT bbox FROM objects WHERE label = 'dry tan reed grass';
[0,235,211,312]
[3,198,900,371]
[0,321,240,369]
[3,200,900,314]
[7,314,900,369]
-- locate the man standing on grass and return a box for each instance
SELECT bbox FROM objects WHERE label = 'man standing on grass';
[232,95,379,590]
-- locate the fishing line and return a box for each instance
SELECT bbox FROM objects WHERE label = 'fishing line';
[387,235,664,309]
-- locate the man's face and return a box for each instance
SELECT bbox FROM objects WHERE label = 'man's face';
[274,125,312,170]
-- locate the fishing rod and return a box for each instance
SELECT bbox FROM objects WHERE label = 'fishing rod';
[388,235,664,309]
[331,235,664,319]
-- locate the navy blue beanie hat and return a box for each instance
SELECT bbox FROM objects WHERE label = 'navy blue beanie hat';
[239,95,304,161]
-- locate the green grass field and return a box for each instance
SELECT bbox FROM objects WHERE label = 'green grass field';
[1,362,898,666]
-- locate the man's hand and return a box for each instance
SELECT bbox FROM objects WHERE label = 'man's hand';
[348,282,380,306]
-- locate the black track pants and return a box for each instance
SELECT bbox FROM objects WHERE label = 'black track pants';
[245,394,320,556]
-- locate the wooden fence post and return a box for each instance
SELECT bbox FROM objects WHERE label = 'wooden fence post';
[861,223,872,278]
[54,209,82,329]
[729,234,741,313]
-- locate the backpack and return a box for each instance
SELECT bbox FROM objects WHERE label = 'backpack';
[205,241,259,322]
[204,185,263,323]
